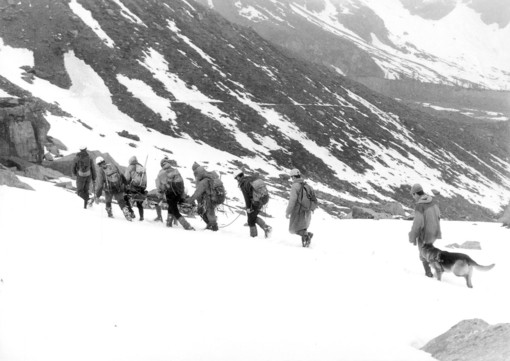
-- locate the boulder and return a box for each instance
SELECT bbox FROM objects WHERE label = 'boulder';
[352,206,375,219]
[54,181,74,189]
[45,151,124,178]
[382,201,405,216]
[421,319,510,361]
[0,165,34,190]
[0,98,50,163]
[446,241,482,250]
[22,164,66,181]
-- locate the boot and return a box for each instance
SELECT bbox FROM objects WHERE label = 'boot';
[255,218,271,238]
[305,232,313,247]
[301,234,307,247]
[250,226,258,237]
[167,215,174,227]
[178,217,195,230]
[84,198,88,209]
[106,207,114,218]
[122,207,133,222]
[263,225,272,239]
[422,261,433,278]
[154,207,163,222]
[139,208,144,221]
[210,222,218,231]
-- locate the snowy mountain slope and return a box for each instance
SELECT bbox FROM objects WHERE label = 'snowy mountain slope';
[200,0,510,90]
[0,0,509,220]
[1,176,509,361]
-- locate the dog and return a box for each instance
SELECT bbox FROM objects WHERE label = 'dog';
[420,243,495,288]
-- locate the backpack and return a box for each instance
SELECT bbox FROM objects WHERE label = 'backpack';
[298,182,318,212]
[77,153,91,177]
[131,164,147,189]
[161,168,184,196]
[251,178,269,206]
[209,178,226,205]
[104,164,122,191]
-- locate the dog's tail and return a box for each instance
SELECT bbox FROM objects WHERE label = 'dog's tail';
[472,262,495,271]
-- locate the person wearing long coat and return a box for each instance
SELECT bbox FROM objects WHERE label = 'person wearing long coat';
[408,183,442,277]
[285,168,313,247]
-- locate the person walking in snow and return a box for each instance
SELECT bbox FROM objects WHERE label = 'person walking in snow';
[285,168,314,247]
[408,183,442,278]
[235,172,272,238]
[185,162,221,231]
[156,157,194,230]
[72,145,96,209]
[94,156,133,221]
[124,155,147,221]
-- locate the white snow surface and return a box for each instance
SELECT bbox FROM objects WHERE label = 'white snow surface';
[1,177,509,361]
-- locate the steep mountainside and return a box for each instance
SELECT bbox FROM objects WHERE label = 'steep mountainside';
[0,0,509,220]
[198,0,510,90]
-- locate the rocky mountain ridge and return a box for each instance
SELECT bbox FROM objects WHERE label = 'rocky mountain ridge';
[0,0,509,220]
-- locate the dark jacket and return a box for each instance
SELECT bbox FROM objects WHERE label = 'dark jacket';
[409,195,442,245]
[72,150,96,181]
[156,162,184,197]
[238,175,257,209]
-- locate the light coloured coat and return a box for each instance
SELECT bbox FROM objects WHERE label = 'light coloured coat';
[409,194,442,245]
[286,177,312,234]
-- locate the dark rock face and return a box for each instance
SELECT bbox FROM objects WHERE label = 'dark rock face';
[0,98,50,163]
[422,319,510,361]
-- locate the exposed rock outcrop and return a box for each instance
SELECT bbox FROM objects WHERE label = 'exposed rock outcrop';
[422,319,510,361]
[0,98,50,163]
[0,164,34,190]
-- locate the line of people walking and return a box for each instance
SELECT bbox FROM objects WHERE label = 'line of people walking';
[72,146,317,247]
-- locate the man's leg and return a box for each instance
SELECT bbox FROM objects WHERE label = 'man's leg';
[418,243,433,277]
[105,192,114,217]
[114,192,132,221]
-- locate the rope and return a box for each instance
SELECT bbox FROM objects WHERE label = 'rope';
[219,212,243,229]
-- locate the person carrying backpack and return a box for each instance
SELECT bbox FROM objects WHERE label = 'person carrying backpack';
[155,157,194,230]
[94,156,133,221]
[124,155,147,221]
[72,145,96,209]
[235,172,272,238]
[285,168,315,247]
[184,162,222,231]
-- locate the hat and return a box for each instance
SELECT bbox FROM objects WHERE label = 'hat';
[79,145,87,151]
[410,183,423,195]
[129,156,137,165]
[95,156,105,165]
[235,172,244,180]
[192,162,200,171]
[160,156,170,167]
[290,168,301,177]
